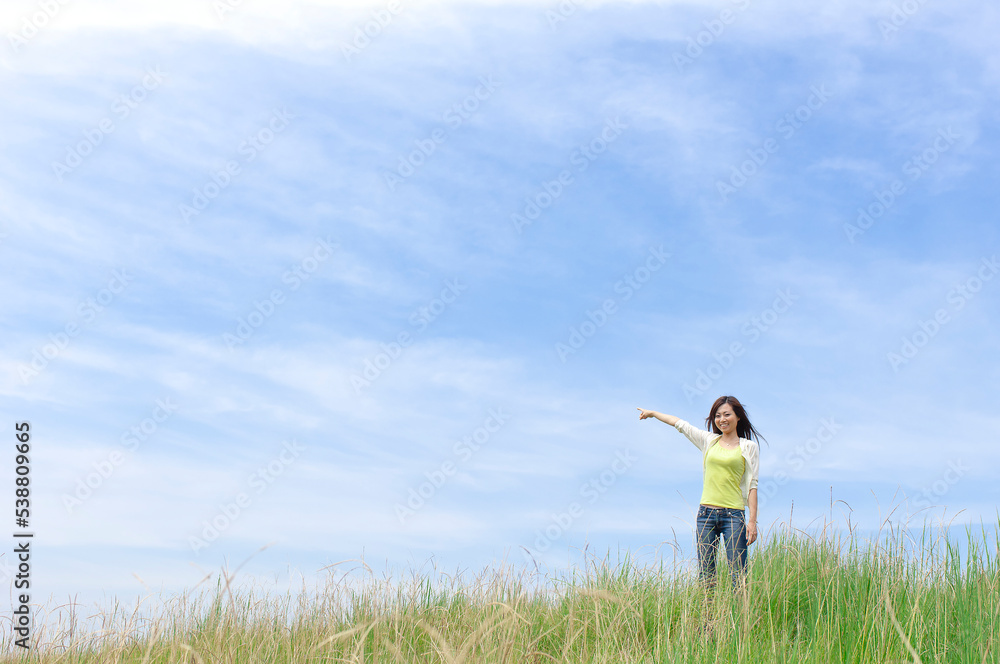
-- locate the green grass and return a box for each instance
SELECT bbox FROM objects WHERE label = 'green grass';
[3,515,997,663]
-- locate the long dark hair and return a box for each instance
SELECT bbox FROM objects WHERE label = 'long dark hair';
[704,395,768,447]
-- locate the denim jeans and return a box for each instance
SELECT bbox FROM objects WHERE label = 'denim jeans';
[696,504,748,591]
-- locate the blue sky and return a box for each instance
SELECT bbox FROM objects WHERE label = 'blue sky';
[1,0,998,627]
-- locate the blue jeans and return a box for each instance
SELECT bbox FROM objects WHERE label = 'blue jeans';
[696,504,748,591]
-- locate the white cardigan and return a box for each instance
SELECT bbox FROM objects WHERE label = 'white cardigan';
[672,418,760,510]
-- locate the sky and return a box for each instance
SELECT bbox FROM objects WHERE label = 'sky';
[1,0,999,637]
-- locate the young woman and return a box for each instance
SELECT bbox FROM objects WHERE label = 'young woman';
[637,396,766,592]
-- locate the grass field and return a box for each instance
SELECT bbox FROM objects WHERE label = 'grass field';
[3,512,997,663]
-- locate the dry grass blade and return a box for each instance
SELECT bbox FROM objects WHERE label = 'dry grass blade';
[578,587,647,642]
[455,612,514,664]
[561,623,586,661]
[416,617,459,664]
[577,588,621,603]
[351,617,384,663]
[320,557,375,576]
[177,643,206,664]
[381,635,405,663]
[220,543,276,616]
[883,591,923,664]
[314,620,374,649]
[139,623,164,664]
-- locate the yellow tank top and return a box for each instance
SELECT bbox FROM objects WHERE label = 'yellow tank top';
[700,441,744,509]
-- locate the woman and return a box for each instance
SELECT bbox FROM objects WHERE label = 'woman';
[637,396,766,593]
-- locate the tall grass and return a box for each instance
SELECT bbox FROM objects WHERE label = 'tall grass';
[3,511,997,663]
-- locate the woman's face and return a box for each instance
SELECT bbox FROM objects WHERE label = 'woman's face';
[715,403,739,434]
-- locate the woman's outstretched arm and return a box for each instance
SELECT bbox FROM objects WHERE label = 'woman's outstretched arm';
[636,408,679,426]
[640,408,713,451]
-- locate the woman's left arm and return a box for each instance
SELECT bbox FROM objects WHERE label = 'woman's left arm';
[746,441,759,545]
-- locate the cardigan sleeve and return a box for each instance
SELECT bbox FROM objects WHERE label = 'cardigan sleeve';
[746,439,759,491]
[672,418,714,452]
